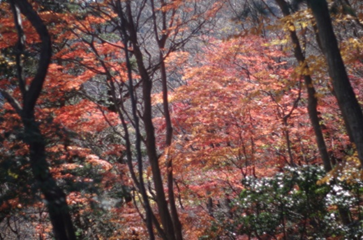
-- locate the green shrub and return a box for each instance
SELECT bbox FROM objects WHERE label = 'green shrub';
[209,165,363,239]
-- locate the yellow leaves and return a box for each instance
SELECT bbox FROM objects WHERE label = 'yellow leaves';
[7,169,18,179]
[287,23,295,32]
[300,21,308,29]
[279,11,311,32]
[151,92,175,105]
[304,55,327,77]
[340,37,363,64]
[294,62,311,76]
[317,151,362,185]
[265,39,288,46]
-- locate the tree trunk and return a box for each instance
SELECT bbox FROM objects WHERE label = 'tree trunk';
[307,0,363,168]
[122,2,177,239]
[275,0,332,172]
[275,0,353,226]
[6,1,76,239]
[150,0,183,236]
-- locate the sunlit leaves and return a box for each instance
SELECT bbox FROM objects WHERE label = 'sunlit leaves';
[168,36,303,173]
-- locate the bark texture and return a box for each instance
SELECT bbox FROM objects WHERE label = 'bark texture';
[307,0,363,168]
[275,0,332,172]
[6,1,76,239]
[275,0,352,225]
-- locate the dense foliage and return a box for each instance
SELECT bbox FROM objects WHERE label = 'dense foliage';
[0,0,362,239]
[209,165,362,239]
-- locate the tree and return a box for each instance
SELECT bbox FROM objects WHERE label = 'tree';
[166,34,311,224]
[274,0,354,225]
[0,0,362,238]
[275,0,332,172]
[307,0,363,168]
[0,1,76,239]
[53,0,223,238]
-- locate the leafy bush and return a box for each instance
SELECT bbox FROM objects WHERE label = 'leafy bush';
[209,165,363,239]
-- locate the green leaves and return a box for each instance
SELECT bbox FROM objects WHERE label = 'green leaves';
[211,165,363,238]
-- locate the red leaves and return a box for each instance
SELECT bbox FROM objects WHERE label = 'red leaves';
[53,99,118,132]
[169,36,296,170]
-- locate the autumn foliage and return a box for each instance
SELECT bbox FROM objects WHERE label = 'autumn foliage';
[0,0,363,239]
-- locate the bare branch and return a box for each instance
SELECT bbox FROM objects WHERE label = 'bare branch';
[0,90,22,116]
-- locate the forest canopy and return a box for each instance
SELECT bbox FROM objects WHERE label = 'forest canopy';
[0,0,362,239]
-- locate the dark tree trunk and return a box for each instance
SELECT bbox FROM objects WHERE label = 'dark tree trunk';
[115,1,156,237]
[275,0,352,226]
[4,1,77,239]
[120,2,177,239]
[150,0,183,238]
[275,0,332,172]
[307,0,363,168]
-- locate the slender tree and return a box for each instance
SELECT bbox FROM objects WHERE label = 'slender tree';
[275,0,352,225]
[307,0,363,168]
[0,1,76,239]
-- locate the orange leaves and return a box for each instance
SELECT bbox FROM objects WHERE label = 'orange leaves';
[43,64,89,97]
[86,154,113,171]
[205,1,224,19]
[53,99,119,133]
[167,35,305,182]
[0,198,21,212]
[67,192,93,206]
[160,0,183,13]
[165,51,190,73]
[102,144,125,158]
[54,40,129,83]
[0,14,17,49]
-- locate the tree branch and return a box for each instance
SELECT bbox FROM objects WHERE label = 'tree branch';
[0,90,22,116]
[10,2,26,98]
[12,0,52,116]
